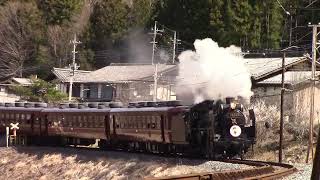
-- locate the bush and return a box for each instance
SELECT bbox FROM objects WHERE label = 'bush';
[248,100,280,148]
[10,77,67,103]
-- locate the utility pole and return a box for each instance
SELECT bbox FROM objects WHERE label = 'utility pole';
[312,126,320,179]
[171,31,181,64]
[279,51,285,163]
[150,21,163,101]
[150,21,164,65]
[289,15,292,46]
[306,24,319,163]
[68,34,81,102]
[153,63,158,101]
[279,46,299,163]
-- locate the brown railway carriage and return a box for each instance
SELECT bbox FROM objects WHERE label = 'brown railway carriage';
[41,108,110,140]
[0,107,44,136]
[109,106,188,145]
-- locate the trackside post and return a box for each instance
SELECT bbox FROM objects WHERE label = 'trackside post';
[6,127,9,147]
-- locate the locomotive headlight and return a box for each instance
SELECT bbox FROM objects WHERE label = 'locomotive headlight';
[230,102,236,110]
[230,125,242,137]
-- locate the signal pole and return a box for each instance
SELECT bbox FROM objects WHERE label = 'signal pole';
[306,24,320,163]
[68,34,81,102]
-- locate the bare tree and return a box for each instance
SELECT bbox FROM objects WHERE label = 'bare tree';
[0,2,37,81]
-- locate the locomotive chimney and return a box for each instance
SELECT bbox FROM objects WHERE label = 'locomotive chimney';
[226,97,235,104]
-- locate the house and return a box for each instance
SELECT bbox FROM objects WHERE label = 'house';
[52,63,178,104]
[0,77,34,102]
[245,56,320,123]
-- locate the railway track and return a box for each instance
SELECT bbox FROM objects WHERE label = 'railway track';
[8,143,297,179]
[145,159,297,180]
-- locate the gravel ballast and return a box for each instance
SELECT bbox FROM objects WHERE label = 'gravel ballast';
[282,163,312,180]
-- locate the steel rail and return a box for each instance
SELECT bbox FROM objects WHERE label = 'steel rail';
[145,159,296,180]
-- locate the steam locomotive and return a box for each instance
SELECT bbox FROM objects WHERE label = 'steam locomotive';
[0,98,256,158]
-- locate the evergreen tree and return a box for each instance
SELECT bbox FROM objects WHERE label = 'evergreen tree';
[37,0,82,25]
[90,0,130,49]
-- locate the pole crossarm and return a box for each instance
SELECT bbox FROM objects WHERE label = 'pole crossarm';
[68,34,81,102]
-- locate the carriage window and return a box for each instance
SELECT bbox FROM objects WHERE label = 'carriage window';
[100,116,105,127]
[89,116,94,127]
[147,117,151,129]
[142,118,146,128]
[72,116,77,127]
[83,116,88,127]
[62,115,67,126]
[123,117,127,128]
[10,113,14,120]
[35,117,40,125]
[78,116,82,127]
[78,116,83,127]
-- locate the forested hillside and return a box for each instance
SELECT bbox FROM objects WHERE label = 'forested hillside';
[0,0,318,80]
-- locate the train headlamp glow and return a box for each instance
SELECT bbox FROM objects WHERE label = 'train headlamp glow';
[230,102,236,110]
[230,125,242,137]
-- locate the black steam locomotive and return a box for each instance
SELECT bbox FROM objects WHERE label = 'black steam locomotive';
[0,98,256,159]
[184,98,256,158]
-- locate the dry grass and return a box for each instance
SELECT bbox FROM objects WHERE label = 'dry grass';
[249,100,318,163]
[0,146,249,180]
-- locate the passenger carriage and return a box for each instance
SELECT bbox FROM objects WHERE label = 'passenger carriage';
[41,108,110,146]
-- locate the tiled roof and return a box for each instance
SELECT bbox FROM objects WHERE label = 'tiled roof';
[243,56,307,79]
[12,78,33,85]
[77,64,177,83]
[52,68,92,83]
[257,71,320,85]
[52,64,177,83]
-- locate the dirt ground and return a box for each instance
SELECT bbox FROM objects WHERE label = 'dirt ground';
[0,146,250,180]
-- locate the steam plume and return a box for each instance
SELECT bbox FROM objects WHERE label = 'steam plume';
[176,38,252,104]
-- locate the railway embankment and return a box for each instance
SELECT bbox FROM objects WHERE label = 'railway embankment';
[0,146,252,180]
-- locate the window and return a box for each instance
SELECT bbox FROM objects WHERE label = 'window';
[62,115,67,126]
[10,113,14,120]
[99,116,105,127]
[88,116,93,128]
[83,116,88,127]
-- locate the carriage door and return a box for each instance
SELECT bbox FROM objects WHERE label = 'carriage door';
[160,115,165,142]
[104,115,111,140]
[112,115,117,136]
[40,115,48,136]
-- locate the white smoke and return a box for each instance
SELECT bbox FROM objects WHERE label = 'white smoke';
[176,38,252,105]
